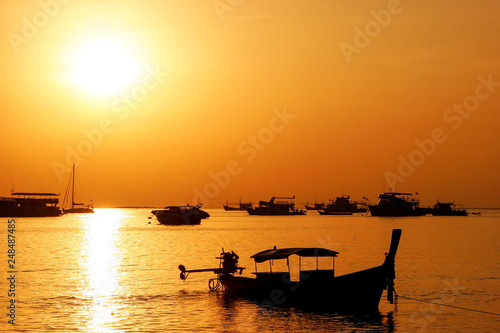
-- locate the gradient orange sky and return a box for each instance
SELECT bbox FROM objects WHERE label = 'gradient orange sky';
[1,1,499,208]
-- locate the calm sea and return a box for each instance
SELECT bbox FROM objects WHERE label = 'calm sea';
[1,208,499,332]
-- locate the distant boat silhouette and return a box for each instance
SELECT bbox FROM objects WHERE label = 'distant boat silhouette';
[431,202,467,216]
[151,205,210,225]
[304,201,325,210]
[318,195,368,215]
[368,192,427,216]
[0,191,62,217]
[62,164,94,214]
[223,200,253,211]
[247,196,306,215]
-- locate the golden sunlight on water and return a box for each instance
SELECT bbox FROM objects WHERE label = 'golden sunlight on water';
[81,209,123,331]
[1,209,499,332]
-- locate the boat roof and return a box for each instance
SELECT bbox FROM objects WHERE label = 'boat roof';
[381,192,413,196]
[251,247,338,263]
[162,205,200,209]
[11,192,59,197]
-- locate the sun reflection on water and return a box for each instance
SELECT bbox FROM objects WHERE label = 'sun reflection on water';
[81,209,124,332]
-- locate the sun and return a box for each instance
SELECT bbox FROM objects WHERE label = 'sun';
[69,37,142,96]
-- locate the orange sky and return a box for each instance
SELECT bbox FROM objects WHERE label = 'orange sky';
[1,1,499,208]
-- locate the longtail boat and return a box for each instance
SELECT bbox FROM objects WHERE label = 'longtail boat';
[178,229,402,312]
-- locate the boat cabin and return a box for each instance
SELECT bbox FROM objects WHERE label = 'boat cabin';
[10,192,60,207]
[250,247,338,285]
[258,196,296,209]
[377,192,419,205]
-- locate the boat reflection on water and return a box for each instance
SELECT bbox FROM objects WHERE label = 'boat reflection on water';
[212,291,397,332]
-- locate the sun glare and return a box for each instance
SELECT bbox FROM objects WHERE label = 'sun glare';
[69,37,142,96]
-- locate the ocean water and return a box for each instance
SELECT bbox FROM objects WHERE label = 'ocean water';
[1,208,499,332]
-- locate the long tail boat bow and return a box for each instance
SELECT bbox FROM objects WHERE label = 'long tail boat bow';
[384,229,402,304]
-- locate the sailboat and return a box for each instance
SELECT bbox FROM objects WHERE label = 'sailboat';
[62,164,94,214]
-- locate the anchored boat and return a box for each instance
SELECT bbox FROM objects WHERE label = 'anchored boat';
[151,205,209,225]
[62,164,94,214]
[318,195,368,215]
[247,196,306,215]
[368,192,427,216]
[0,191,62,217]
[304,201,326,210]
[178,229,402,312]
[223,200,253,211]
[431,202,467,216]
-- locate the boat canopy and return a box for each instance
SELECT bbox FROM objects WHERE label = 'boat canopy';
[161,205,199,209]
[11,192,59,197]
[251,247,338,263]
[381,192,413,196]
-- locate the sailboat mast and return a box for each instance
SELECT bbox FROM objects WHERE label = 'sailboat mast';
[71,163,75,209]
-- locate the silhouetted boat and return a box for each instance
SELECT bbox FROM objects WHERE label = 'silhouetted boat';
[223,200,253,211]
[247,196,306,215]
[368,192,427,216]
[318,195,368,215]
[431,202,467,216]
[151,205,210,225]
[0,191,62,217]
[62,164,94,214]
[179,229,402,312]
[304,201,325,210]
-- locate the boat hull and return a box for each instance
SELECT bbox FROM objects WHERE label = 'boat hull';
[0,197,62,217]
[220,264,390,312]
[63,208,95,214]
[155,214,201,225]
[431,203,467,216]
[152,207,210,225]
[0,206,62,217]
[305,204,325,210]
[318,210,353,215]
[368,205,427,217]
[247,208,306,216]
[223,206,243,211]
